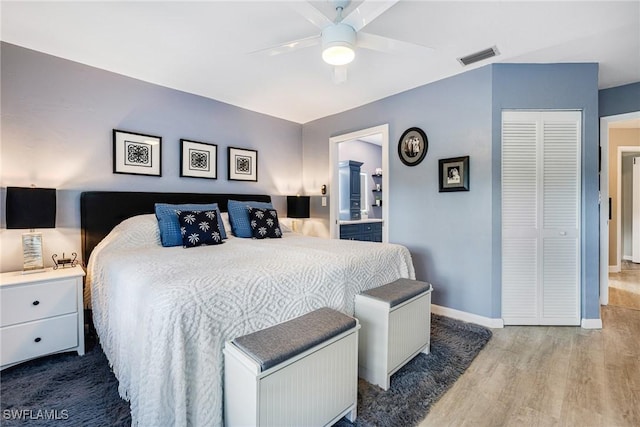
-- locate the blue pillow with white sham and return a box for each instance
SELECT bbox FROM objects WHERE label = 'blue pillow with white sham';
[155,203,227,247]
[227,200,273,238]
[177,210,224,248]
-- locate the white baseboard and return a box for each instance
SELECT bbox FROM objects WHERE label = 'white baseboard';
[431,304,602,330]
[581,318,603,329]
[431,304,504,329]
[609,265,621,273]
[623,255,632,261]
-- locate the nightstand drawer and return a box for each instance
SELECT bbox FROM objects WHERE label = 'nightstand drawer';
[0,314,78,367]
[1,279,77,327]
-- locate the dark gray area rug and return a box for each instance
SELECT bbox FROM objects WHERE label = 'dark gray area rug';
[335,314,492,426]
[0,314,491,427]
[0,329,130,427]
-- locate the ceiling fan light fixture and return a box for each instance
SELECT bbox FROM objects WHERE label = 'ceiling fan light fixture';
[323,43,355,66]
[322,23,356,66]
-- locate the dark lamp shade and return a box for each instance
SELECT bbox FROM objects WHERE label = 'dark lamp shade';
[287,195,310,219]
[6,187,56,229]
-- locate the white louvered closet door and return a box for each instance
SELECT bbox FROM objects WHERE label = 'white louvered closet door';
[502,111,581,325]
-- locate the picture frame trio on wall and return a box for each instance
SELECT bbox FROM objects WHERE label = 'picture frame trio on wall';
[397,127,470,193]
[112,129,257,182]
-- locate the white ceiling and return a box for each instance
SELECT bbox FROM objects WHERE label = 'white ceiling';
[1,1,639,124]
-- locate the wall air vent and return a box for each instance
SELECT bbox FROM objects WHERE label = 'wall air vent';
[457,46,499,66]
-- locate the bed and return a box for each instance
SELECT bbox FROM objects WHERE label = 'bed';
[81,191,415,427]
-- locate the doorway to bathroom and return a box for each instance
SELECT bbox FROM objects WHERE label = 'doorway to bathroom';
[329,124,389,242]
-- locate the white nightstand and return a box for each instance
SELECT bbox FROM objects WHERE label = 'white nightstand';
[0,267,85,370]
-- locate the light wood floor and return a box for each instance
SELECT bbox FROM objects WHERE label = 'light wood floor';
[419,305,640,427]
[609,261,640,311]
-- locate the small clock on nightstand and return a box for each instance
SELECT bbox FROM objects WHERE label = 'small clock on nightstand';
[0,267,85,370]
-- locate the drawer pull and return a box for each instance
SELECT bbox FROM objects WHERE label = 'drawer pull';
[34,337,42,343]
[32,300,40,306]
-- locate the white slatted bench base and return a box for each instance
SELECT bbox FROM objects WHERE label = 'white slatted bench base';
[223,308,360,427]
[355,278,433,390]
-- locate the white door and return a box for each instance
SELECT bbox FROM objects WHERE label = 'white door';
[502,111,581,325]
[633,157,640,263]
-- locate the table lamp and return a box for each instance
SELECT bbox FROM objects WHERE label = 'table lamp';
[287,195,310,232]
[6,186,56,273]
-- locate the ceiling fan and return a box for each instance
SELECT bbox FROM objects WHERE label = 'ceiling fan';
[252,0,433,83]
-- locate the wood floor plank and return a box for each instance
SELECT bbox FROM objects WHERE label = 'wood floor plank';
[559,330,605,426]
[419,305,640,427]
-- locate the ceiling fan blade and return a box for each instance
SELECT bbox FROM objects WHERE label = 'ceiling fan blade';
[249,35,321,57]
[342,0,398,32]
[333,66,348,84]
[357,32,434,56]
[289,2,333,29]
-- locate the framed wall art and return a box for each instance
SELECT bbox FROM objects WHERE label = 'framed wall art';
[113,129,162,176]
[180,139,217,179]
[439,156,470,192]
[228,147,258,182]
[398,127,428,166]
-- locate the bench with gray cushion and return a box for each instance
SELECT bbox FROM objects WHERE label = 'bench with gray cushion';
[360,278,431,308]
[223,307,360,426]
[355,278,433,390]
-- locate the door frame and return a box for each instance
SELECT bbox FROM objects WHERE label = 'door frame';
[618,147,640,264]
[329,124,389,242]
[634,156,640,262]
[599,111,640,305]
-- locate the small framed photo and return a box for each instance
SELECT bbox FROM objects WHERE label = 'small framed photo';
[228,147,258,182]
[180,139,217,179]
[439,156,470,192]
[113,129,162,176]
[398,127,428,166]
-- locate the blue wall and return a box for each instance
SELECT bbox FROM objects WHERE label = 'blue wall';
[0,42,302,271]
[491,63,600,319]
[2,40,629,320]
[303,63,602,321]
[599,82,640,117]
[303,66,495,317]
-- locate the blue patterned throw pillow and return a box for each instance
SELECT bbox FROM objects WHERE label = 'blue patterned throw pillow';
[177,210,224,248]
[227,200,273,238]
[248,207,282,239]
[155,203,227,246]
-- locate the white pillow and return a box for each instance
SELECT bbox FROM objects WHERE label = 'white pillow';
[100,214,161,251]
[277,216,293,233]
[220,212,234,238]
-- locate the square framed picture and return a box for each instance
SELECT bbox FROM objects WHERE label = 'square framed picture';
[439,156,470,192]
[180,139,217,179]
[228,147,258,182]
[113,129,162,176]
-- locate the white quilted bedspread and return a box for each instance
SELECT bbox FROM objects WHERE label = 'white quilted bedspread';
[86,214,415,426]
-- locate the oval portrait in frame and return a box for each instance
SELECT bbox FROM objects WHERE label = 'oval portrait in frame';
[398,127,428,166]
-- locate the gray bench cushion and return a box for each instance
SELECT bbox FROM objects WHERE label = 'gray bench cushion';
[232,307,357,372]
[360,278,431,308]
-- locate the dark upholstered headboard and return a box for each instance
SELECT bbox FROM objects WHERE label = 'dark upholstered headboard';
[80,191,271,265]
